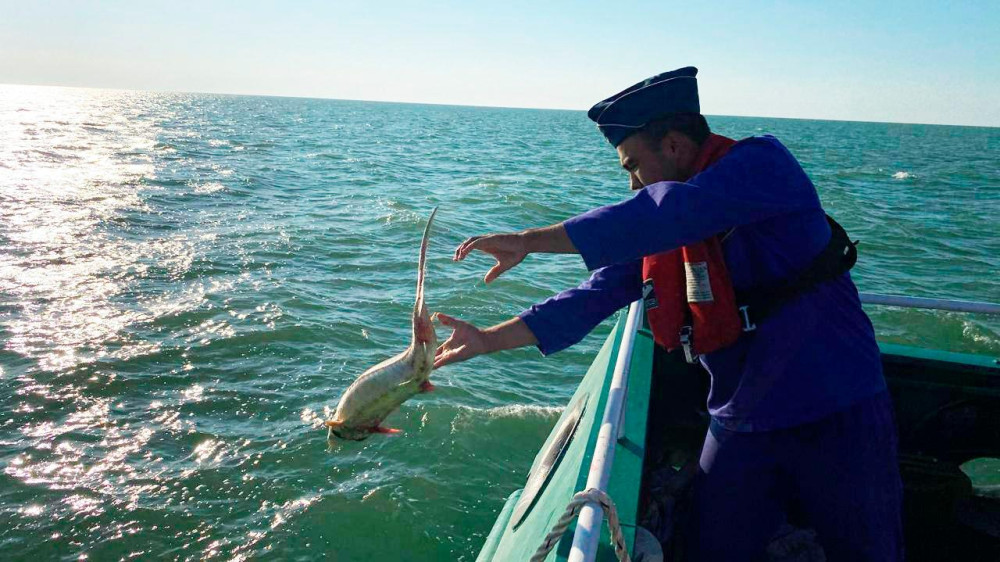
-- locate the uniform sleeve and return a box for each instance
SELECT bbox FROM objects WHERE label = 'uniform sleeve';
[563,136,823,271]
[518,260,642,355]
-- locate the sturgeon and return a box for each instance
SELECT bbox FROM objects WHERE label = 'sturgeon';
[326,207,438,440]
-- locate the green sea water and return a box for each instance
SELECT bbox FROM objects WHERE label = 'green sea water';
[1,85,998,560]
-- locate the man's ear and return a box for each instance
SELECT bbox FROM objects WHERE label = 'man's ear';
[664,130,697,161]
[660,132,677,156]
[658,131,679,156]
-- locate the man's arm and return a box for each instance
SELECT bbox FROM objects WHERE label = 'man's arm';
[564,137,823,271]
[457,138,820,281]
[433,315,537,369]
[434,261,642,368]
[521,223,577,255]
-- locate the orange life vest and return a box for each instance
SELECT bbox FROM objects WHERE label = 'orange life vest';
[641,134,743,361]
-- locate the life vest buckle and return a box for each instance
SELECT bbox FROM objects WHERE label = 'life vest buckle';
[739,305,757,332]
[679,325,699,364]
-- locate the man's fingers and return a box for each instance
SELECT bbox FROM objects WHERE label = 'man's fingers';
[484,261,507,284]
[435,312,454,326]
[435,333,458,356]
[433,346,467,369]
[433,351,452,369]
[435,312,466,329]
[457,237,486,261]
[455,236,480,259]
[454,236,482,261]
[434,338,457,363]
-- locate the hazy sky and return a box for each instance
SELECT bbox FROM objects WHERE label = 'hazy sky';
[2,1,999,126]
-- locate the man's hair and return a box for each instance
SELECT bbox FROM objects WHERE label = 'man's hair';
[638,113,710,147]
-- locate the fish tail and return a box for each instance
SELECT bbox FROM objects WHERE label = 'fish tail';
[412,207,438,341]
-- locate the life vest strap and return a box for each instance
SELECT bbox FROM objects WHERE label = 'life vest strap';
[735,215,858,330]
[679,325,698,363]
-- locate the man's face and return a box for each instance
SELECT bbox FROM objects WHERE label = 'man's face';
[615,132,688,190]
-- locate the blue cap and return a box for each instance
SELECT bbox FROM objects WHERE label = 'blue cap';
[588,67,700,147]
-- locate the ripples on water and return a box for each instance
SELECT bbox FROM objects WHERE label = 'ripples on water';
[0,85,997,559]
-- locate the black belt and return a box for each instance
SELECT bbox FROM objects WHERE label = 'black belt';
[734,214,858,332]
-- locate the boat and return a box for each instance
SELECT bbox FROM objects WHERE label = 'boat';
[476,294,1000,561]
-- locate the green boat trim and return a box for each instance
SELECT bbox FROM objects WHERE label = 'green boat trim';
[478,295,1000,562]
[476,301,654,562]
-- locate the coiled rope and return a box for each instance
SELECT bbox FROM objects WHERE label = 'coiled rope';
[530,488,631,562]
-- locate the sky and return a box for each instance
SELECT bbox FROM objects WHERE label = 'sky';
[2,1,999,127]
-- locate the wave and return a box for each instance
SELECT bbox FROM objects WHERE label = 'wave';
[456,403,563,420]
[446,403,565,436]
[192,182,225,194]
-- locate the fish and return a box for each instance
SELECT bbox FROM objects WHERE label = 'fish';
[325,207,439,441]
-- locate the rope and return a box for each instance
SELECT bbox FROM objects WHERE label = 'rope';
[530,488,631,562]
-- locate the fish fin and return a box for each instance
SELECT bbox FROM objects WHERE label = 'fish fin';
[325,420,343,429]
[373,426,401,434]
[420,381,435,393]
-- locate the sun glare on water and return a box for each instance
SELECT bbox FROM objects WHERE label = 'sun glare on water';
[0,85,164,372]
[0,86,219,552]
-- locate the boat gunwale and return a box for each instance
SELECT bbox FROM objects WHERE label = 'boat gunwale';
[568,300,645,562]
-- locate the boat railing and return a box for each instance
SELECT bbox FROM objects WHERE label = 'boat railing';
[859,293,1000,316]
[568,300,644,562]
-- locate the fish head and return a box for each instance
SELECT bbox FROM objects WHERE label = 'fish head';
[327,421,371,442]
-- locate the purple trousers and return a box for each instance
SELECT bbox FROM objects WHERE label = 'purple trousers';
[688,391,904,561]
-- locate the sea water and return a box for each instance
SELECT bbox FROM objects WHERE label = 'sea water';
[1,85,997,560]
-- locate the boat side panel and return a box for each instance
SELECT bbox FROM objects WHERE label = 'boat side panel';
[879,343,1000,374]
[882,343,1000,464]
[476,490,522,562]
[484,314,627,562]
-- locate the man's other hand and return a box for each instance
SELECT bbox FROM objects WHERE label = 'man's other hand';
[453,232,527,284]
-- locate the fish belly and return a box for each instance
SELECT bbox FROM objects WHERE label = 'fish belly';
[331,346,431,439]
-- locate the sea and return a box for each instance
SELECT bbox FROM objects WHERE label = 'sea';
[1,85,998,561]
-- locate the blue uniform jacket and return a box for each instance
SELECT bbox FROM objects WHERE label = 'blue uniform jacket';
[519,135,885,431]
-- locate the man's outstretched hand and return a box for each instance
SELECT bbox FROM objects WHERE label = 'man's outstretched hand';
[433,313,491,369]
[432,313,538,369]
[452,224,578,284]
[453,233,527,284]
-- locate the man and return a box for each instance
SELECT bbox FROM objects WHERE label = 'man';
[435,67,903,561]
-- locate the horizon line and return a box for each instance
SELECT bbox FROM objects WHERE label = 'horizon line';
[3,81,998,131]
